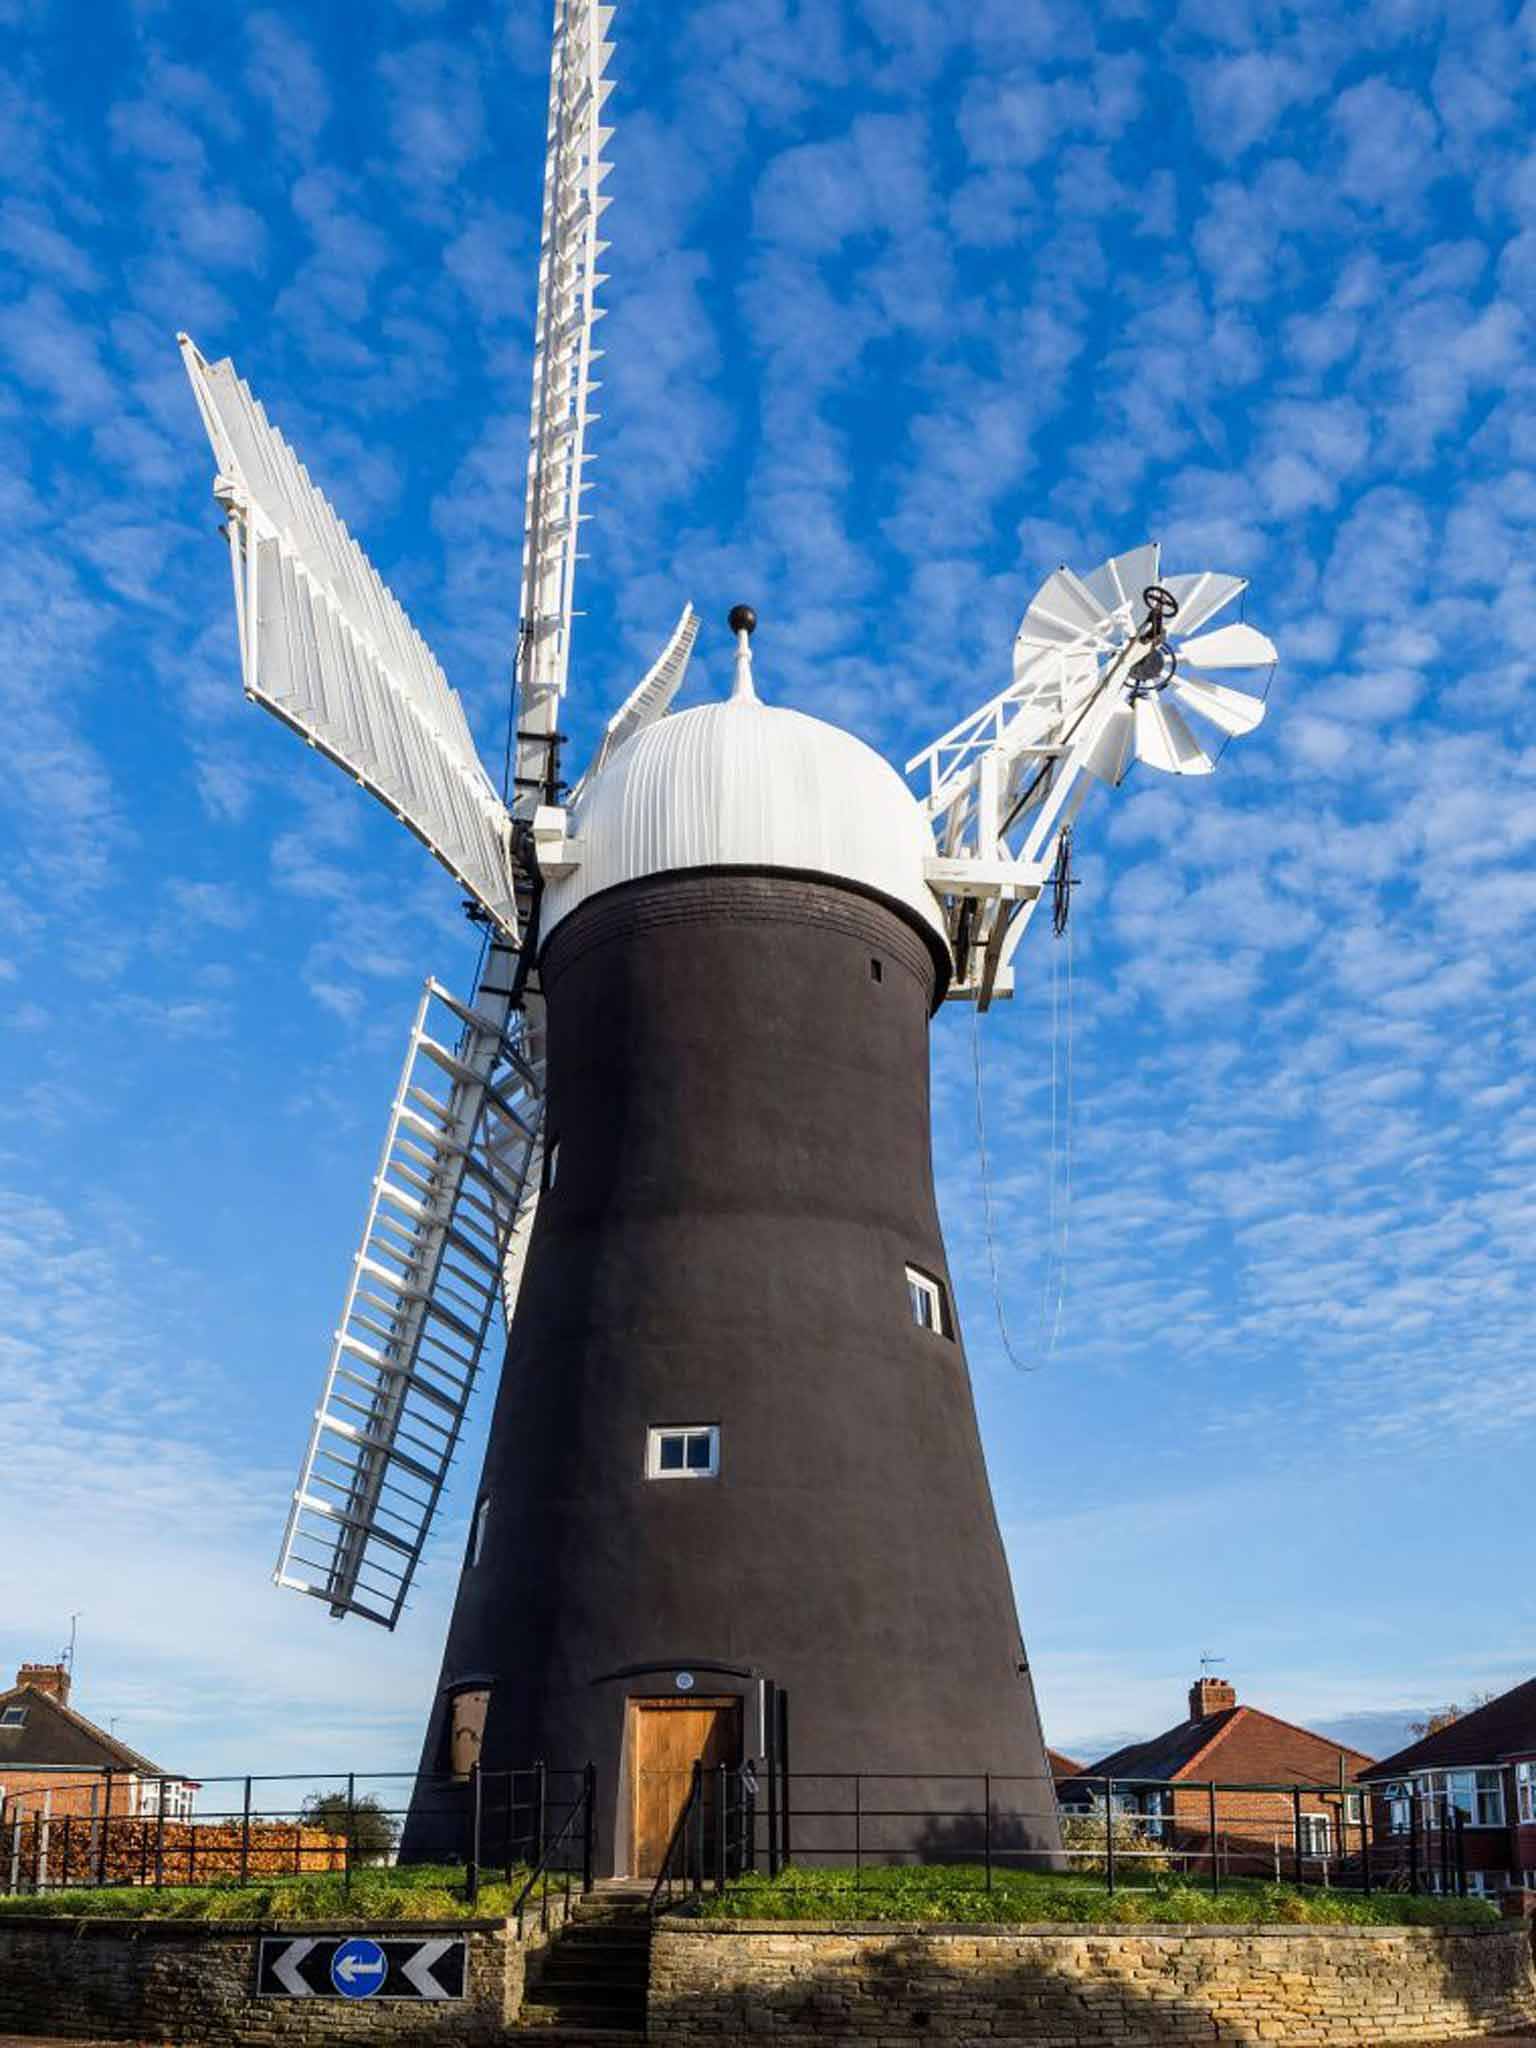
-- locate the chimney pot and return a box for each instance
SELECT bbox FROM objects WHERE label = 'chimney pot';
[16,1662,70,1707]
[1189,1675,1236,1721]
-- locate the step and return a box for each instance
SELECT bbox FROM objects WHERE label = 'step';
[538,1962,649,1992]
[518,1999,647,2033]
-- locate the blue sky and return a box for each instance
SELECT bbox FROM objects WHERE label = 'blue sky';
[3,0,1535,1784]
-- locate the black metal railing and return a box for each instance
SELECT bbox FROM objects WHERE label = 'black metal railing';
[512,1762,597,1932]
[0,1762,594,1901]
[646,1768,1488,1913]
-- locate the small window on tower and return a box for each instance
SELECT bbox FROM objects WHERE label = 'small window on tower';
[546,1141,560,1190]
[906,1265,949,1336]
[870,957,883,982]
[646,1424,720,1479]
[0,1708,26,1729]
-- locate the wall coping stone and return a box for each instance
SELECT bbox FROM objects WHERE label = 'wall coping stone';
[658,1915,1512,1940]
[0,1914,512,1939]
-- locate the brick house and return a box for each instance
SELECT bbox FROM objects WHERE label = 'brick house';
[1,1663,344,1892]
[1067,1675,1376,1879]
[1359,1674,1536,1901]
[0,1663,193,1827]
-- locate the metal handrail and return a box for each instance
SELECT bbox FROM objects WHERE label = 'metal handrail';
[648,1761,703,1919]
[514,1762,596,1935]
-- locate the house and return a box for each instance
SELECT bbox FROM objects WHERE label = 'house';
[1047,1747,1081,1782]
[1359,1674,1536,1901]
[1068,1674,1376,1879]
[0,1662,193,1828]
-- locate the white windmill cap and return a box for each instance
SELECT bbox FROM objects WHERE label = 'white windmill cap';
[541,618,949,958]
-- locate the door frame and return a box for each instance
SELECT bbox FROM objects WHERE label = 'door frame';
[626,1694,742,1880]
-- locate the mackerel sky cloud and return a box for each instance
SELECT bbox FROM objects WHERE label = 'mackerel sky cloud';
[1,0,1534,1773]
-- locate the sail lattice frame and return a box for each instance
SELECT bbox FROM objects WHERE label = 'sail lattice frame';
[275,963,543,1627]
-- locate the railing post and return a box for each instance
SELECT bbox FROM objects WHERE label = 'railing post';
[764,1687,779,1881]
[155,1785,167,1889]
[97,1769,114,1887]
[504,1770,517,1882]
[1359,1796,1372,1895]
[466,1762,482,1905]
[984,1773,992,1891]
[777,1690,791,1869]
[345,1773,355,1892]
[690,1762,704,1893]
[1292,1788,1305,1887]
[535,1760,548,1865]
[1103,1778,1115,1896]
[238,1777,250,1887]
[1208,1782,1220,1894]
[853,1775,861,1895]
[582,1763,596,1893]
[1409,1787,1420,1894]
[714,1764,728,1893]
[61,1816,72,1892]
[1454,1808,1467,1897]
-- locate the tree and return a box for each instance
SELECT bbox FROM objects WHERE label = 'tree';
[1407,1693,1495,1738]
[300,1789,400,1861]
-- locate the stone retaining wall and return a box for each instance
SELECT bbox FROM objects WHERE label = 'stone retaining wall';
[650,1917,1536,2045]
[0,1902,571,2044]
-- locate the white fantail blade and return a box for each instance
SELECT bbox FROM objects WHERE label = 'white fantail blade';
[1133,693,1215,775]
[513,0,618,821]
[1158,570,1245,639]
[1095,541,1161,615]
[1082,700,1135,785]
[1178,621,1278,670]
[179,336,520,938]
[1015,566,1120,657]
[572,601,699,794]
[1170,670,1268,737]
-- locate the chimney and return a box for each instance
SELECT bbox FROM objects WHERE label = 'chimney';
[16,1663,70,1707]
[1189,1675,1236,1721]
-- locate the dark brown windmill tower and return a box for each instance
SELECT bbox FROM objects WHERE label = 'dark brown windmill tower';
[181,0,1276,1882]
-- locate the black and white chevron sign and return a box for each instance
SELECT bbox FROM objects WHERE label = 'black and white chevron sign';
[256,1934,467,2000]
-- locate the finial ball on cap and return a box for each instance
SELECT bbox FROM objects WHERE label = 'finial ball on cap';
[728,604,758,637]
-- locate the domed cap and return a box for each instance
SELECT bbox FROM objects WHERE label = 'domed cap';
[542,690,949,955]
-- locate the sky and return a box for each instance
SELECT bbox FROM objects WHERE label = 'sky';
[2,0,1535,1789]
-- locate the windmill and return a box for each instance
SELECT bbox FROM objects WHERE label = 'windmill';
[180,0,1274,1879]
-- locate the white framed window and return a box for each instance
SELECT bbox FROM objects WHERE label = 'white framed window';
[140,1780,195,1821]
[1516,1762,1534,1825]
[1299,1813,1331,1857]
[1418,1768,1504,1828]
[905,1265,948,1335]
[1343,1791,1363,1827]
[0,1707,27,1729]
[646,1424,719,1479]
[1466,1870,1505,1896]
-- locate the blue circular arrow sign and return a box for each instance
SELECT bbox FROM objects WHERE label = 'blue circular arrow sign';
[331,1936,387,1999]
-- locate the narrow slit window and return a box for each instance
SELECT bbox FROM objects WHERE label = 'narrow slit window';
[870,957,883,982]
[467,1495,490,1568]
[906,1265,949,1336]
[646,1424,719,1479]
[546,1140,560,1190]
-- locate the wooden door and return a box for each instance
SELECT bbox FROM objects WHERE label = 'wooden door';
[629,1697,741,1878]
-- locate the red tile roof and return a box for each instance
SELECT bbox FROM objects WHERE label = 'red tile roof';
[1362,1675,1536,1779]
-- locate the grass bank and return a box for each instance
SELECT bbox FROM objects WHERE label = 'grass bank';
[690,1865,1500,1928]
[0,1863,553,1923]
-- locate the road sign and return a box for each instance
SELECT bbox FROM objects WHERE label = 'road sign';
[257,1934,467,2000]
[332,1936,387,1998]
